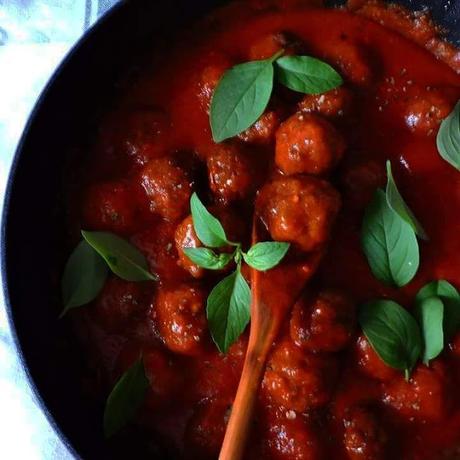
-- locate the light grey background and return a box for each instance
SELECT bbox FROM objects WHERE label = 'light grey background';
[0,1,118,458]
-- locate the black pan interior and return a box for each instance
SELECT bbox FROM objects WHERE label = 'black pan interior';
[2,0,459,459]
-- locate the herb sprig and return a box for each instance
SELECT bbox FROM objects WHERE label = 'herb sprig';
[210,52,343,142]
[61,230,155,317]
[185,193,290,352]
[359,280,460,379]
[437,100,460,171]
[361,160,424,287]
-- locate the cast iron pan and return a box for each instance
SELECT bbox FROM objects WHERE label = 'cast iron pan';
[2,0,460,458]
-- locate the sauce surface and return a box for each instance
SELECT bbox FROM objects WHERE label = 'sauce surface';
[68,1,460,458]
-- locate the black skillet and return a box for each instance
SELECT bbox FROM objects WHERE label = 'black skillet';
[2,0,459,458]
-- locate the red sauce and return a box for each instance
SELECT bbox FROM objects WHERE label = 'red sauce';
[69,1,460,458]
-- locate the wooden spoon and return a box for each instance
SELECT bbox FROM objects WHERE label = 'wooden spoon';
[218,223,323,460]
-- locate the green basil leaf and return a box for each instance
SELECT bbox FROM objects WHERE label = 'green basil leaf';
[414,296,444,365]
[362,189,419,287]
[210,55,278,142]
[104,356,149,438]
[416,280,460,340]
[190,193,229,248]
[60,240,108,317]
[275,55,343,94]
[436,100,460,171]
[183,247,233,270]
[243,242,290,271]
[386,160,428,240]
[207,267,251,353]
[359,300,422,379]
[82,230,156,282]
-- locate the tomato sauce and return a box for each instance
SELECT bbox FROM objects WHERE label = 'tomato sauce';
[69,0,460,458]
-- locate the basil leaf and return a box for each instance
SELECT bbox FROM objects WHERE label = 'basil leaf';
[362,189,419,287]
[207,267,251,353]
[210,55,278,142]
[184,247,233,270]
[61,240,108,317]
[416,280,460,340]
[275,55,343,94]
[359,300,422,379]
[82,230,156,282]
[104,356,149,438]
[386,161,428,240]
[414,296,444,365]
[190,193,229,248]
[436,101,460,171]
[243,242,290,271]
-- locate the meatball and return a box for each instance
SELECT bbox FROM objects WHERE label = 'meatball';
[192,351,242,401]
[341,160,386,209]
[262,339,338,411]
[248,32,301,60]
[175,209,245,278]
[403,89,452,135]
[94,277,150,333]
[238,110,280,145]
[143,348,184,410]
[355,335,398,382]
[132,222,189,282]
[259,407,325,460]
[343,405,388,460]
[275,113,346,175]
[324,40,373,85]
[257,176,341,252]
[153,283,208,355]
[82,181,144,235]
[140,157,192,222]
[290,289,356,352]
[382,361,452,422]
[98,109,172,167]
[299,87,353,118]
[185,399,230,459]
[116,345,183,410]
[207,143,261,203]
[198,53,233,112]
[174,215,206,279]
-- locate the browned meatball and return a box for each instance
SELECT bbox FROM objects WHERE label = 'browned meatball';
[98,109,172,167]
[140,157,192,222]
[324,40,373,85]
[257,176,341,252]
[153,284,207,355]
[238,110,280,145]
[82,180,145,236]
[343,406,388,460]
[175,209,245,278]
[262,339,338,412]
[275,113,346,175]
[198,52,233,112]
[354,335,398,382]
[174,215,205,279]
[143,348,184,410]
[341,159,386,209]
[299,87,353,118]
[207,143,261,203]
[185,399,230,459]
[403,88,453,135]
[290,289,356,352]
[260,409,325,460]
[247,32,302,60]
[382,360,452,422]
[94,277,150,333]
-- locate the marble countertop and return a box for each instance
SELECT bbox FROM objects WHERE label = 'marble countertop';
[0,2,118,458]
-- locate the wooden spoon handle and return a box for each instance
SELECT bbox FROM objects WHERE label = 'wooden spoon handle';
[219,267,276,460]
